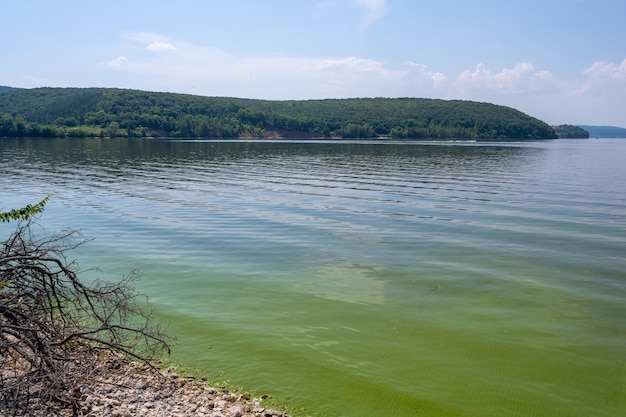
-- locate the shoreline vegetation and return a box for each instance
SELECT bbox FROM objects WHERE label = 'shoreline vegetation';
[0,87,558,140]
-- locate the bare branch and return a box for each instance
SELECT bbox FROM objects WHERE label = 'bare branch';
[1,219,172,414]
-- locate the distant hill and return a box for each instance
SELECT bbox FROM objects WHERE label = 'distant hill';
[0,87,557,139]
[553,124,589,138]
[577,125,626,138]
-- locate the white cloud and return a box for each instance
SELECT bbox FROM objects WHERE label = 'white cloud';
[457,62,552,93]
[351,0,387,24]
[105,56,128,68]
[577,58,626,93]
[102,33,407,98]
[122,32,178,52]
[147,41,177,52]
[101,32,567,107]
[308,56,404,96]
[583,59,626,79]
[103,34,568,108]
[316,56,389,73]
[405,62,448,89]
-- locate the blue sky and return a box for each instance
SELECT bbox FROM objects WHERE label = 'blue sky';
[3,0,625,127]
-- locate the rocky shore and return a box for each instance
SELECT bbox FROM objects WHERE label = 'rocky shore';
[4,358,291,417]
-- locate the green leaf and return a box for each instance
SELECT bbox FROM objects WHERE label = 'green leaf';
[0,194,52,222]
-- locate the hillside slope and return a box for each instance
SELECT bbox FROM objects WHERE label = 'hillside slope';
[0,86,20,94]
[553,124,589,138]
[578,125,626,138]
[0,87,557,139]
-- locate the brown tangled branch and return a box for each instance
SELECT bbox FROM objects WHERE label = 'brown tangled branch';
[0,219,172,415]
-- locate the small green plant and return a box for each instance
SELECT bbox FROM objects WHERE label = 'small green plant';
[0,194,51,222]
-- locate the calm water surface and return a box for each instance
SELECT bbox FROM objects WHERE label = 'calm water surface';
[1,138,625,416]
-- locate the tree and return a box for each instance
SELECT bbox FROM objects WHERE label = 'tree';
[0,199,171,415]
[107,121,120,138]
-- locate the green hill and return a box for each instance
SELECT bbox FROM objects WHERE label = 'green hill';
[0,87,557,140]
[0,86,20,94]
[553,124,589,138]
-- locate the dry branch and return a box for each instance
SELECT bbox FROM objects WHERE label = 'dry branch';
[0,219,172,415]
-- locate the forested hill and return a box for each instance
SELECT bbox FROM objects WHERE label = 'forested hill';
[0,87,557,140]
[553,124,589,138]
[0,86,20,94]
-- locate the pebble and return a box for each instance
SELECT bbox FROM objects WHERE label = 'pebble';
[9,358,291,417]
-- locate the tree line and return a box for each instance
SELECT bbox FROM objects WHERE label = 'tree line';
[0,87,558,139]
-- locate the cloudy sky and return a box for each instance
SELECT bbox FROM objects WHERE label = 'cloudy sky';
[3,0,625,127]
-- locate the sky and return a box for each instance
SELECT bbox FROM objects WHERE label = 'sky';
[2,0,626,127]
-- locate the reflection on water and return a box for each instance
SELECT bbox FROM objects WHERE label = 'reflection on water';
[1,138,626,417]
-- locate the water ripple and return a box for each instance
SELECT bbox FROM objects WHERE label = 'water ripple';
[1,138,625,417]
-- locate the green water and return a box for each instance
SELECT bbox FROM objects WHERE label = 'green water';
[1,138,625,416]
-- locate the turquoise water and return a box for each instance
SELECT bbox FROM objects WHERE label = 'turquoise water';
[1,138,625,416]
